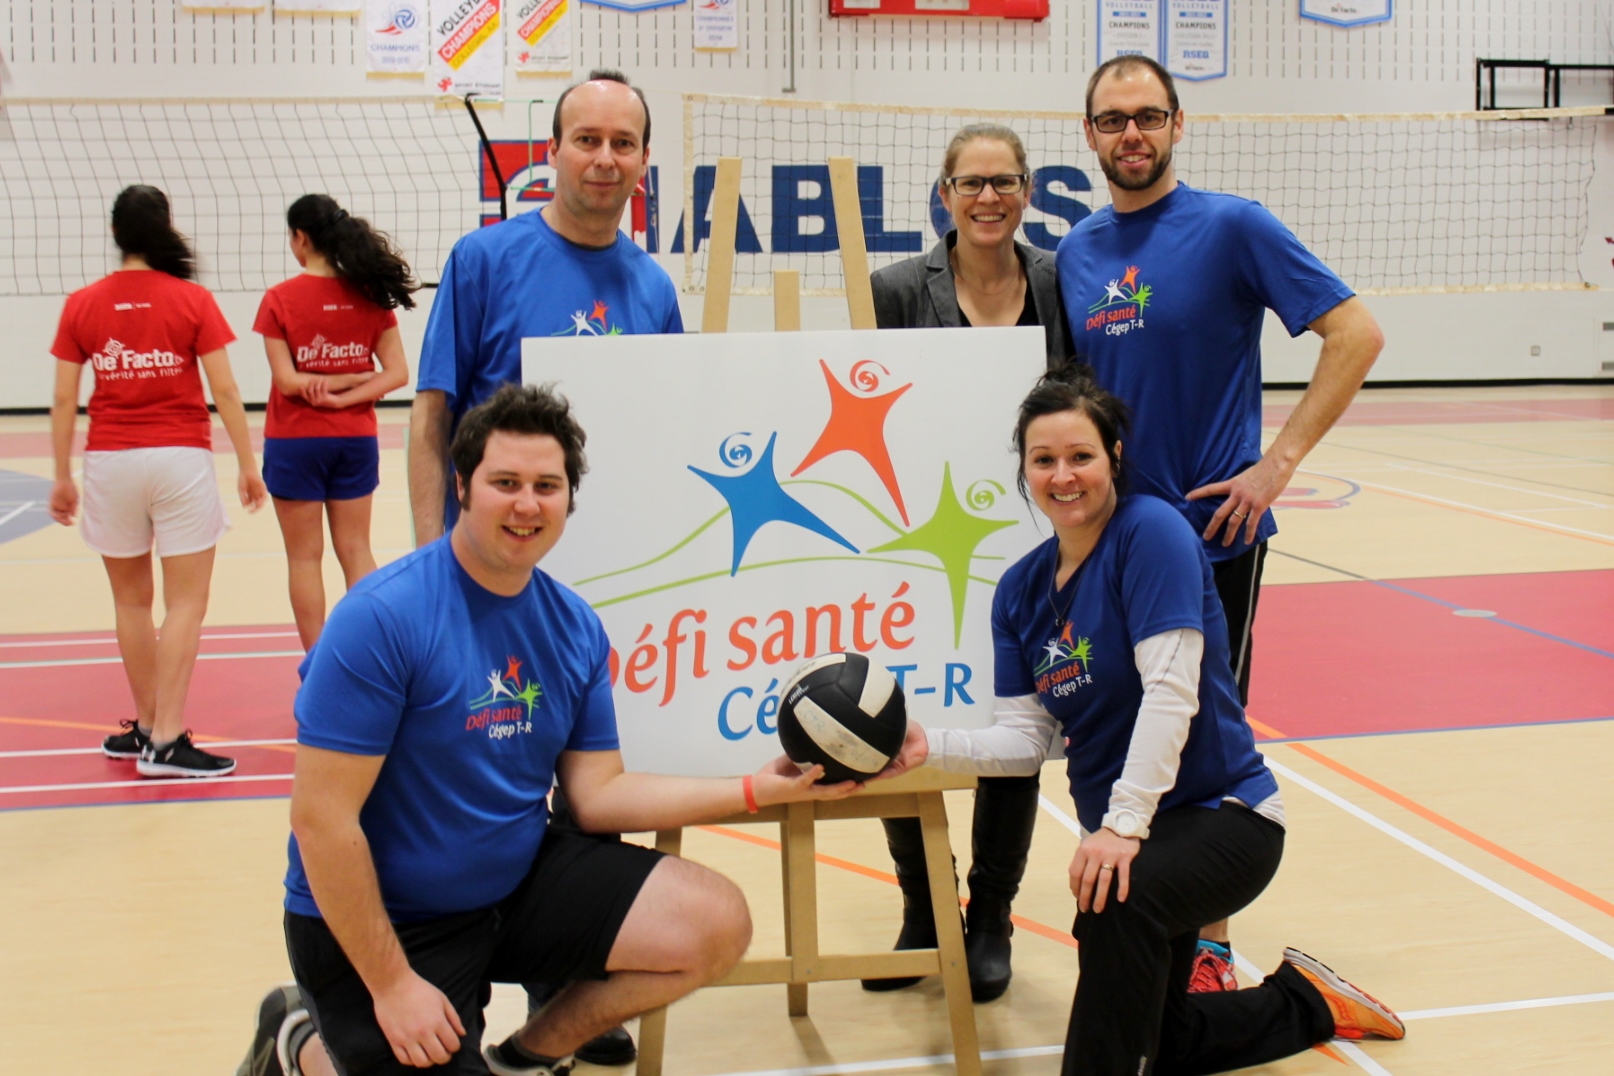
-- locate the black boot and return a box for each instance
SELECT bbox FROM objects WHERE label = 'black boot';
[964,775,1040,1002]
[861,816,954,991]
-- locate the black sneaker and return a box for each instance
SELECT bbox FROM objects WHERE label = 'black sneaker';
[102,719,150,759]
[235,984,312,1076]
[137,732,237,778]
[483,1040,574,1076]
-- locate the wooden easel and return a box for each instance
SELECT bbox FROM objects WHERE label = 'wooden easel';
[634,768,982,1076]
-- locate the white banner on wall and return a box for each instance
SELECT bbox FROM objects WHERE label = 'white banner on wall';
[1299,0,1391,28]
[182,0,265,11]
[1163,0,1226,80]
[1097,0,1162,64]
[693,0,739,51]
[514,0,573,74]
[580,0,686,12]
[275,0,362,12]
[368,1,428,71]
[526,328,1048,776]
[431,0,505,96]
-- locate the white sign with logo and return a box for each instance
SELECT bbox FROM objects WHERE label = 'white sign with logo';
[525,328,1048,776]
[693,0,739,51]
[367,0,428,71]
[513,0,572,74]
[579,0,686,12]
[1163,0,1226,80]
[275,0,362,12]
[431,0,505,97]
[1097,0,1162,64]
[1299,0,1391,28]
[181,0,264,11]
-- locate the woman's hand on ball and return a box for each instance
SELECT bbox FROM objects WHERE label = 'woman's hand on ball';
[877,720,930,779]
[755,757,862,804]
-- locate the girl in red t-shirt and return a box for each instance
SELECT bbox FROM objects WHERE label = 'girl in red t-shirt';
[254,195,414,649]
[48,185,269,779]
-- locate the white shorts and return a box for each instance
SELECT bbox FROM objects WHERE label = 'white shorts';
[81,447,231,559]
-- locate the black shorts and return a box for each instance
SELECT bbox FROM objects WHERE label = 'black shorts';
[1212,541,1267,707]
[285,830,664,1075]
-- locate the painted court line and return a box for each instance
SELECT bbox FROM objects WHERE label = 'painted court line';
[0,737,296,759]
[1038,793,1084,836]
[1383,463,1614,509]
[1344,475,1614,544]
[0,772,293,795]
[0,630,301,650]
[0,649,304,670]
[0,501,35,528]
[1263,757,1614,963]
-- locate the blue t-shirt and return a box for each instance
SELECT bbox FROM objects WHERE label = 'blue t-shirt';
[283,537,620,923]
[1057,184,1353,562]
[418,210,684,527]
[992,495,1278,833]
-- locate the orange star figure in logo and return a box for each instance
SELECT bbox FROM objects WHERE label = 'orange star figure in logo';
[791,360,913,525]
[505,656,523,683]
[1121,265,1140,292]
[590,301,609,324]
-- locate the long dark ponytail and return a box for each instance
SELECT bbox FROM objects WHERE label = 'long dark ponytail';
[111,185,196,280]
[287,194,419,310]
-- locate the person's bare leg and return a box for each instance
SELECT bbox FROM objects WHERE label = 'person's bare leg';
[1201,920,1230,944]
[326,495,378,590]
[149,547,215,744]
[298,1037,338,1076]
[275,497,327,651]
[102,553,157,730]
[514,856,752,1058]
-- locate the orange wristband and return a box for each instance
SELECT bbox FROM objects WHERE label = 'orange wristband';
[742,774,760,814]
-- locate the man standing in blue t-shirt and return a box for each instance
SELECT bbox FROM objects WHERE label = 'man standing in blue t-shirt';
[409,69,683,542]
[1056,55,1384,991]
[239,385,858,1076]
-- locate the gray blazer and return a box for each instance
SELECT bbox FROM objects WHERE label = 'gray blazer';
[869,232,1075,371]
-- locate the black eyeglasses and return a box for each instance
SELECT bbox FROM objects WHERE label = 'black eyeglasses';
[942,173,1029,197]
[1089,108,1174,134]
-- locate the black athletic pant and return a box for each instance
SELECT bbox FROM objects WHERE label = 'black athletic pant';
[1063,803,1332,1076]
[1211,542,1267,707]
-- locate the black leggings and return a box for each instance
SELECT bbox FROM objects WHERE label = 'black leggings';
[1063,803,1332,1076]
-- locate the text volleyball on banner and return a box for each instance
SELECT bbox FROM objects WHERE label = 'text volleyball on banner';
[527,328,1049,776]
[514,0,572,74]
[431,0,505,96]
[368,0,428,71]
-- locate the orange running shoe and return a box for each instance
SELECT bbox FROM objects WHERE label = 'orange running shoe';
[1188,941,1239,993]
[1283,948,1406,1040]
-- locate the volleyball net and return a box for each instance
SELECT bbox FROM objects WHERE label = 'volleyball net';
[681,93,1609,297]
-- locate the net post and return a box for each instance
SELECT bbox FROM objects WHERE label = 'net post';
[701,157,744,334]
[683,94,697,297]
[828,156,877,330]
[774,270,802,331]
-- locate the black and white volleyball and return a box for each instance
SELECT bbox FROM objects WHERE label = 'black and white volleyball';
[777,653,908,783]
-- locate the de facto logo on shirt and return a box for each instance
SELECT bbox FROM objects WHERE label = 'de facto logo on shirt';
[295,333,373,371]
[465,655,544,741]
[1084,264,1154,337]
[1034,621,1095,700]
[90,338,185,381]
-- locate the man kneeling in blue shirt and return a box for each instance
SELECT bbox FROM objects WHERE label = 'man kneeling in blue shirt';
[240,385,860,1076]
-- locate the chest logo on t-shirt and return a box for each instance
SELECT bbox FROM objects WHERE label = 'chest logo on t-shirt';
[551,300,625,338]
[1034,622,1095,699]
[89,338,184,380]
[296,333,372,370]
[1084,264,1153,337]
[465,655,545,741]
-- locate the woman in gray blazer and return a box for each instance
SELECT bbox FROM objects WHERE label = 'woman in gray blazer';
[863,124,1067,1004]
[870,124,1073,369]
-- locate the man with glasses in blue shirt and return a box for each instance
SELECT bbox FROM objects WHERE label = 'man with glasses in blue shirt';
[1055,54,1384,994]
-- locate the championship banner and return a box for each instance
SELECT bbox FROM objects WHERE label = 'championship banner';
[1097,0,1162,64]
[368,0,428,71]
[526,328,1048,776]
[431,0,505,97]
[693,0,739,51]
[181,0,264,11]
[514,0,572,75]
[1299,0,1390,27]
[275,0,362,12]
[1163,0,1226,81]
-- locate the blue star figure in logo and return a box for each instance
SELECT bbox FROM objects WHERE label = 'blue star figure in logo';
[690,432,859,575]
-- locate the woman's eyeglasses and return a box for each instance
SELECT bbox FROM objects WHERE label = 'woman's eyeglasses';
[942,173,1029,196]
[1089,108,1174,134]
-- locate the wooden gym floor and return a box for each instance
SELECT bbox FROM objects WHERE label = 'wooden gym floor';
[0,384,1610,1075]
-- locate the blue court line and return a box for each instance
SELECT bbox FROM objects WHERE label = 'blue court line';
[1269,549,1614,662]
[1256,712,1614,746]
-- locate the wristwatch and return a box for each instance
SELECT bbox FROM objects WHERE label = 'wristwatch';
[1101,809,1150,840]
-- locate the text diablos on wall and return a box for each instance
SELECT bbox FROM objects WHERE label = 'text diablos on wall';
[526,328,1049,775]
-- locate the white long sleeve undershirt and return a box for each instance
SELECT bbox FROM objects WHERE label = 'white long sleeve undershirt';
[924,628,1284,833]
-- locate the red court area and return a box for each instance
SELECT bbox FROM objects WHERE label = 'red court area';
[2,570,1610,811]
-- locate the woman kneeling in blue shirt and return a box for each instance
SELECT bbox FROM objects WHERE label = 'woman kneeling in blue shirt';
[887,365,1404,1076]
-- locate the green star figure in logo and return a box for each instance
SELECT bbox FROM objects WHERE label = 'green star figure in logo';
[870,462,1017,645]
[516,680,543,719]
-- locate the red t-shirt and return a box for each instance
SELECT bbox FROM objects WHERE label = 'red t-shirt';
[254,275,398,439]
[50,270,236,452]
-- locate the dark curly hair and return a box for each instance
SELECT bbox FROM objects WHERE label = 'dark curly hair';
[286,194,419,310]
[451,384,589,515]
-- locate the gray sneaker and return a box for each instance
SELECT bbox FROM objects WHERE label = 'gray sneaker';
[236,984,311,1076]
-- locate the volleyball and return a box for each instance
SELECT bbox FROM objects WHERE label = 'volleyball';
[777,653,908,784]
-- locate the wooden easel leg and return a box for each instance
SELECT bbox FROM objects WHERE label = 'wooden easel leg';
[918,793,981,1076]
[784,802,819,1017]
[636,1007,668,1076]
[779,818,808,1016]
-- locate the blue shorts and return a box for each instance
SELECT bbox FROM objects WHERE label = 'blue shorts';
[263,436,380,502]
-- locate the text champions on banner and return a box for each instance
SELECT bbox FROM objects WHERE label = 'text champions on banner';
[1163,0,1225,80]
[1096,0,1162,63]
[514,0,572,76]
[431,0,505,96]
[526,328,1049,777]
[368,1,428,72]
